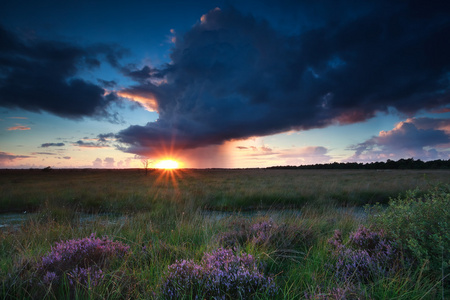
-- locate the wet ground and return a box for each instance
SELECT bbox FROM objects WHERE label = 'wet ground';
[0,207,367,230]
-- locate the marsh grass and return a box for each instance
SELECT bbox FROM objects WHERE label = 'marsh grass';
[1,169,448,213]
[1,169,449,299]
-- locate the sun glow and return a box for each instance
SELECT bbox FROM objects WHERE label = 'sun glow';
[154,159,179,169]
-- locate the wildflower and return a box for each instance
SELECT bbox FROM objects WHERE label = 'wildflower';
[161,248,277,299]
[36,233,129,288]
[328,226,401,283]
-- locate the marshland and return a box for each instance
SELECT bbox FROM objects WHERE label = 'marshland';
[1,168,449,299]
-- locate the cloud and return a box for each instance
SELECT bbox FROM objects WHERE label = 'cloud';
[405,117,450,133]
[275,146,332,165]
[97,132,116,142]
[41,142,65,147]
[7,125,30,130]
[0,151,31,162]
[348,118,450,162]
[116,4,450,156]
[0,24,125,121]
[73,140,108,148]
[117,157,132,168]
[92,158,103,168]
[32,152,56,155]
[117,90,158,112]
[97,79,117,88]
[91,157,115,168]
[431,107,450,114]
[236,145,277,157]
[103,157,115,168]
[235,143,331,166]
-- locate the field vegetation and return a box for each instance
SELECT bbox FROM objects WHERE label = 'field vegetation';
[0,169,449,299]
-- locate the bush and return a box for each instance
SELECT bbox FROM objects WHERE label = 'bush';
[36,233,129,288]
[369,186,450,274]
[161,248,277,299]
[328,226,402,283]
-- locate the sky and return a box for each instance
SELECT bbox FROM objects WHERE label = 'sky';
[0,0,449,169]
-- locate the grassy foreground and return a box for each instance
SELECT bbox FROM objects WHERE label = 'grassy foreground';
[0,169,449,299]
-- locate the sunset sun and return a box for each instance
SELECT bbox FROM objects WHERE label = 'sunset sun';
[154,159,180,169]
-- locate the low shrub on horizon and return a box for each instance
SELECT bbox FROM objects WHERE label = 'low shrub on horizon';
[161,247,278,299]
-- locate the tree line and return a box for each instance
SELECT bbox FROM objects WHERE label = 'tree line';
[268,158,450,170]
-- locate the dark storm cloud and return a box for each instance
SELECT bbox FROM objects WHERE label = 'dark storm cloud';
[97,132,116,142]
[114,3,450,155]
[0,24,124,120]
[41,143,65,148]
[122,65,161,83]
[97,79,117,88]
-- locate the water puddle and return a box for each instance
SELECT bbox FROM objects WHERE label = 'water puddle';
[0,212,127,230]
[201,207,366,221]
[200,209,302,221]
[0,207,367,229]
[0,212,29,229]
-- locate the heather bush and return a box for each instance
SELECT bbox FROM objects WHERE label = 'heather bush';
[328,226,401,283]
[369,185,450,275]
[218,218,313,257]
[35,233,129,289]
[161,247,277,299]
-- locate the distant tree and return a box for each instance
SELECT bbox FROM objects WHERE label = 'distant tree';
[42,166,52,172]
[141,158,152,176]
[267,158,450,170]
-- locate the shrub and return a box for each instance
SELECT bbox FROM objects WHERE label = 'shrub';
[161,248,277,299]
[218,218,313,257]
[328,226,401,283]
[369,186,450,274]
[36,233,129,288]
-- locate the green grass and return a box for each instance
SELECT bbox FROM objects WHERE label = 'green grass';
[0,169,449,299]
[1,169,448,213]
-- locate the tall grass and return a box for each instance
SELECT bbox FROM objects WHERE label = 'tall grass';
[1,169,448,213]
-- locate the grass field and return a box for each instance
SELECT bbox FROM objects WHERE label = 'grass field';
[1,168,448,213]
[0,169,449,299]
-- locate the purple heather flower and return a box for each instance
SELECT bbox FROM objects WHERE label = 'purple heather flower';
[328,226,401,283]
[162,248,277,299]
[36,233,129,288]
